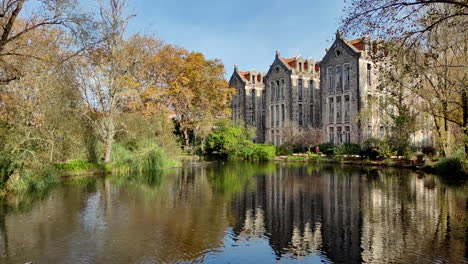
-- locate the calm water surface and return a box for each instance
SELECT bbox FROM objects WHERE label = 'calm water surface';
[0,162,466,264]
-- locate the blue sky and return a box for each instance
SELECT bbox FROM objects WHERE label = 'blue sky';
[127,0,346,76]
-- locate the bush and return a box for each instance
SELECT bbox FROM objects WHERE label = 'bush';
[6,166,59,193]
[421,146,437,156]
[307,152,321,162]
[205,120,255,158]
[432,156,467,176]
[318,143,335,156]
[253,144,276,161]
[277,145,293,156]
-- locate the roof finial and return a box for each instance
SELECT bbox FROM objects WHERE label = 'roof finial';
[234,64,238,71]
[336,29,344,39]
[275,50,280,58]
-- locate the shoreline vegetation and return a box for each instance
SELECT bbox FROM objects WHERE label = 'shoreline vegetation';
[1,119,467,197]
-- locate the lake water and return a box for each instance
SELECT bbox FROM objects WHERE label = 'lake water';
[0,162,466,264]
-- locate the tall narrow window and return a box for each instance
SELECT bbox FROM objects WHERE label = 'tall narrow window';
[281,104,285,124]
[310,80,314,101]
[299,62,302,72]
[270,106,274,127]
[252,90,256,122]
[299,104,303,126]
[344,95,350,122]
[252,74,255,84]
[276,80,280,102]
[345,126,351,143]
[379,126,385,138]
[344,64,350,91]
[367,63,372,85]
[335,65,342,92]
[336,96,342,122]
[275,105,279,127]
[310,104,314,125]
[281,79,285,100]
[329,127,335,144]
[329,97,334,123]
[298,79,303,101]
[328,67,333,93]
[368,125,373,138]
[337,126,342,144]
[270,82,274,102]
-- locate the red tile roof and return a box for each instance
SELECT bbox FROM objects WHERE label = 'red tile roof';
[281,58,297,68]
[347,37,365,51]
[239,71,250,81]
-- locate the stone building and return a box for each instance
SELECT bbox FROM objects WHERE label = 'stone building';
[263,51,321,146]
[319,31,381,144]
[229,30,433,147]
[320,30,433,145]
[229,66,266,143]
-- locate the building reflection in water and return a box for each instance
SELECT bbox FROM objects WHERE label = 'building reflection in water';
[0,162,466,264]
[227,164,466,264]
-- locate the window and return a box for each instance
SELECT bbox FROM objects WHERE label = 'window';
[328,67,333,92]
[310,80,315,101]
[337,126,342,144]
[270,82,274,102]
[270,106,274,127]
[344,95,350,122]
[271,130,275,144]
[336,96,342,121]
[367,63,372,85]
[298,79,303,101]
[252,90,256,122]
[310,104,314,125]
[275,105,279,127]
[299,62,302,72]
[276,80,280,102]
[252,74,255,84]
[335,65,342,92]
[281,104,285,125]
[299,104,303,126]
[344,64,350,91]
[329,127,335,144]
[345,126,351,143]
[368,125,373,138]
[281,79,285,100]
[329,97,334,123]
[379,126,385,138]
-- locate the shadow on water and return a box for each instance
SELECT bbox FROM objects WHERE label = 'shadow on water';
[0,162,466,264]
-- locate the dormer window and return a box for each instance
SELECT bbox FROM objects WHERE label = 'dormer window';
[299,62,302,72]
[252,74,255,84]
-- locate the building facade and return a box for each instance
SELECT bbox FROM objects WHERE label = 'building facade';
[229,30,433,147]
[263,51,321,146]
[229,66,266,143]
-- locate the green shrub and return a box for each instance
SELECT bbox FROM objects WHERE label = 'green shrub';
[205,120,255,158]
[286,155,307,162]
[253,144,276,161]
[433,156,467,176]
[7,166,59,193]
[277,145,293,156]
[318,143,335,156]
[307,152,321,162]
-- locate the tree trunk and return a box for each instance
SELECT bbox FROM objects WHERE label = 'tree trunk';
[183,128,190,150]
[103,135,113,163]
[462,88,468,156]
